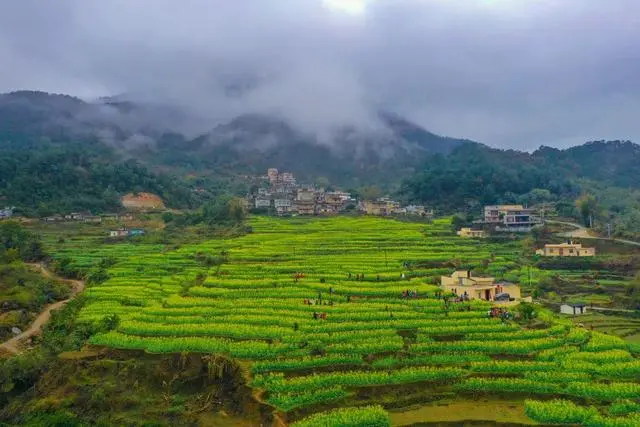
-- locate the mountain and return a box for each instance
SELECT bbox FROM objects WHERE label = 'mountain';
[0,91,469,187]
[0,92,198,216]
[147,112,469,186]
[532,141,640,188]
[2,90,640,234]
[400,140,640,240]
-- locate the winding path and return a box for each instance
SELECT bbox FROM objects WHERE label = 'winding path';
[0,264,84,356]
[546,220,640,247]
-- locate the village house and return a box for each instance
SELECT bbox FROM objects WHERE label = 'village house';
[296,187,316,215]
[274,198,293,215]
[483,204,540,232]
[101,213,120,221]
[0,206,14,219]
[42,214,64,223]
[440,270,521,302]
[255,197,272,209]
[457,228,487,238]
[267,168,279,184]
[109,228,129,237]
[395,207,407,215]
[267,168,296,187]
[560,303,588,315]
[406,205,432,217]
[360,198,400,216]
[83,215,103,224]
[536,241,596,257]
[64,212,89,221]
[323,192,345,214]
[109,228,145,238]
[281,172,296,186]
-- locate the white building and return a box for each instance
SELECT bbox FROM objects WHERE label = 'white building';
[109,228,129,237]
[0,206,14,219]
[483,205,540,232]
[274,199,293,215]
[255,198,271,209]
[560,303,588,315]
[281,172,296,185]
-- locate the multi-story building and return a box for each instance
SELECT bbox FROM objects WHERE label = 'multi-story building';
[281,172,296,186]
[296,187,316,215]
[267,168,279,184]
[483,204,539,232]
[323,192,345,213]
[274,199,293,215]
[360,198,402,216]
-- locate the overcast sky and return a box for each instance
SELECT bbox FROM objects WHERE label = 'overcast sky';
[1,0,639,150]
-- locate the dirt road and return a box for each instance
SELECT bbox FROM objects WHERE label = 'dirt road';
[546,220,640,247]
[0,264,85,356]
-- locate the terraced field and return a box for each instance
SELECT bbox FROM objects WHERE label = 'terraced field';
[41,217,640,426]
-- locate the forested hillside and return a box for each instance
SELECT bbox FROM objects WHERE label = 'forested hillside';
[1,90,640,237]
[0,138,195,216]
[400,141,640,238]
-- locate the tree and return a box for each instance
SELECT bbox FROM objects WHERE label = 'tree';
[575,194,599,227]
[0,222,44,262]
[162,212,175,224]
[451,214,467,231]
[516,302,538,322]
[100,314,120,331]
[360,186,382,201]
[315,176,330,189]
[227,197,247,223]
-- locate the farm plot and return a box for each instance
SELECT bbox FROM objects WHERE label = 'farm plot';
[49,216,638,425]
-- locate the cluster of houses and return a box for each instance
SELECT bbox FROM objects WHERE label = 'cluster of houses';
[41,212,135,224]
[359,198,432,217]
[0,206,14,220]
[251,169,432,217]
[253,185,354,216]
[252,169,354,215]
[458,206,597,258]
[251,169,357,215]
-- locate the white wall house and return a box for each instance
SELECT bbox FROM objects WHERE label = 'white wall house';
[255,198,272,209]
[560,303,588,315]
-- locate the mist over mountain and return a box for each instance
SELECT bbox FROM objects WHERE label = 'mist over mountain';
[0,90,471,184]
[2,87,640,243]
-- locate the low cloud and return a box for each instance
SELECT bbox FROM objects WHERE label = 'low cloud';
[0,0,639,149]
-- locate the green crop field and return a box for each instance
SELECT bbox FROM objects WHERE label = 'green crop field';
[38,216,640,426]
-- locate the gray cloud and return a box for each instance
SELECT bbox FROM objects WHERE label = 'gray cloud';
[1,0,639,149]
